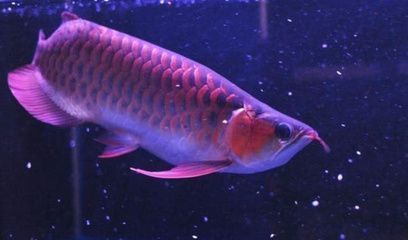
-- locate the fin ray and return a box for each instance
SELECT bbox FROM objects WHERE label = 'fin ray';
[8,65,81,127]
[130,160,232,179]
[99,145,139,158]
[95,131,139,158]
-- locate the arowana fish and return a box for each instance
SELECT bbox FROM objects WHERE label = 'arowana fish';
[8,12,330,179]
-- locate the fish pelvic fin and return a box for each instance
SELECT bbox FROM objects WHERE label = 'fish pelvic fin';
[95,131,139,158]
[8,65,81,127]
[99,145,139,158]
[130,160,232,179]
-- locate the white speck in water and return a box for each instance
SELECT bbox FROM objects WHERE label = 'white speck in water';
[203,216,209,222]
[270,233,276,238]
[51,225,55,230]
[122,221,127,225]
[294,200,298,205]
[348,158,354,163]
[356,150,361,155]
[57,198,61,203]
[339,233,346,239]
[26,162,32,169]
[175,84,181,88]
[105,215,111,221]
[222,119,228,124]
[324,169,329,174]
[375,184,380,188]
[322,43,328,48]
[192,235,198,239]
[260,88,264,92]
[86,127,90,133]
[340,123,346,127]
[258,81,263,85]
[103,189,108,194]
[85,219,91,226]
[337,174,343,181]
[287,18,293,22]
[354,205,360,210]
[69,139,76,148]
[287,91,293,96]
[336,70,342,76]
[312,200,319,207]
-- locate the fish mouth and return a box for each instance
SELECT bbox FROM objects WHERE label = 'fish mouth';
[270,129,330,166]
[303,130,331,153]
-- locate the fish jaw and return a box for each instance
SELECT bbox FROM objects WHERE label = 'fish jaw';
[222,135,313,174]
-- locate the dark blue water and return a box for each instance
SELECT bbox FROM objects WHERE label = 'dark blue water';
[0,1,407,239]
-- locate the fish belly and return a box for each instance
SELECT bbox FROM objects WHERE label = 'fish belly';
[33,17,258,164]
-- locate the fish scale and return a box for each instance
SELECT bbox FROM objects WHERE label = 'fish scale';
[8,12,330,178]
[34,14,243,149]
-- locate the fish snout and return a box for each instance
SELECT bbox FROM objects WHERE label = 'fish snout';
[304,130,331,153]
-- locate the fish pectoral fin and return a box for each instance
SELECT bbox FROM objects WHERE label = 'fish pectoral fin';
[8,64,81,127]
[95,131,139,158]
[130,160,232,179]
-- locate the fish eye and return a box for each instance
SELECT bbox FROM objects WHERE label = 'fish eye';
[276,122,292,141]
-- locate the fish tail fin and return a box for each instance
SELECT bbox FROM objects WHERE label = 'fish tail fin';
[8,64,81,127]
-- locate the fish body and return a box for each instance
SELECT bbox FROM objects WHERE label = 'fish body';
[8,12,329,179]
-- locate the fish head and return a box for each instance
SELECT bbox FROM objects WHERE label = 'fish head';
[225,107,330,173]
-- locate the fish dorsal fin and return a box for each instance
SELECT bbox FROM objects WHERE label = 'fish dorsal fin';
[61,11,79,23]
[95,131,139,158]
[130,160,232,179]
[8,65,81,127]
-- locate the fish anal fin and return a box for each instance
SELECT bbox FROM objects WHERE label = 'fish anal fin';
[61,11,79,23]
[130,160,232,179]
[95,131,139,158]
[8,64,81,127]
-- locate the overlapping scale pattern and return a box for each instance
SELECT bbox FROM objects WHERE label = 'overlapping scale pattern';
[35,19,245,146]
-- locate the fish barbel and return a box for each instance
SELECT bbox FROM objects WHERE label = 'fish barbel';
[8,12,329,179]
